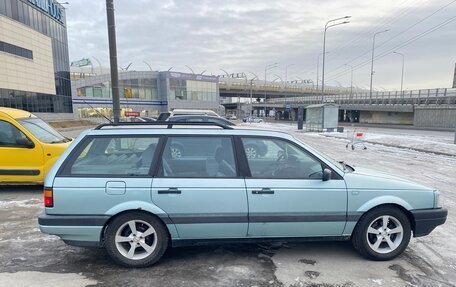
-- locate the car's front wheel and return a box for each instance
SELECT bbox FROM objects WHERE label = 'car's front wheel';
[352,206,411,260]
[104,212,169,267]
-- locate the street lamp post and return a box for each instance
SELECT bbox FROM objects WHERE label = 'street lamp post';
[264,63,278,117]
[185,65,195,74]
[393,51,405,96]
[285,64,294,88]
[369,29,389,103]
[316,52,328,92]
[344,63,354,100]
[249,72,259,116]
[322,16,351,102]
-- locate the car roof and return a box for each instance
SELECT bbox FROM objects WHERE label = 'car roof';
[0,107,37,119]
[85,125,295,140]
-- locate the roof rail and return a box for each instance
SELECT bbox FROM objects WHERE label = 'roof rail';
[94,121,233,130]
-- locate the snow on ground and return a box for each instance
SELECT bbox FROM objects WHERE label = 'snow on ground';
[239,121,456,156]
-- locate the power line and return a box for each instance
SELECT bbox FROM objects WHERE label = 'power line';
[328,0,423,55]
[325,15,456,82]
[325,0,456,77]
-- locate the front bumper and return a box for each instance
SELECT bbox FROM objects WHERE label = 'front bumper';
[411,208,448,237]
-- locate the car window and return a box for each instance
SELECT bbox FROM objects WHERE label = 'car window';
[67,136,159,176]
[241,137,323,179]
[158,136,237,178]
[0,120,28,147]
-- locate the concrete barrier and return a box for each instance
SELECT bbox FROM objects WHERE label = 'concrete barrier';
[414,106,456,129]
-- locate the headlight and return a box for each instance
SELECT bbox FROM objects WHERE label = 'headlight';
[434,190,442,208]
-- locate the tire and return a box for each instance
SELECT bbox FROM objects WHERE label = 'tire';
[104,212,169,268]
[352,206,411,261]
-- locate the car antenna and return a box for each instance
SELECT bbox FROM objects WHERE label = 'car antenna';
[80,98,113,124]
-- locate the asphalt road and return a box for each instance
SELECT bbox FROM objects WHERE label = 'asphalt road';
[0,125,454,287]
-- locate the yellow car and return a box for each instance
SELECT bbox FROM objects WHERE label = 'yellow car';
[0,107,72,184]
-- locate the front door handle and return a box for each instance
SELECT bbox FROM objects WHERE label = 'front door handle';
[252,188,274,195]
[158,188,182,194]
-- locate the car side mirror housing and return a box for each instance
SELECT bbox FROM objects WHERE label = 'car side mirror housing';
[322,168,332,181]
[16,138,35,149]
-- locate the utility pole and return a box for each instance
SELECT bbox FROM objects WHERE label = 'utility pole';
[106,0,120,123]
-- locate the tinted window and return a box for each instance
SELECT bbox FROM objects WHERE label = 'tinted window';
[67,137,159,176]
[159,137,236,178]
[0,120,28,147]
[241,137,323,179]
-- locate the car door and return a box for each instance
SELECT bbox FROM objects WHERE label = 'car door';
[52,135,159,216]
[151,135,248,239]
[240,136,347,237]
[0,119,43,183]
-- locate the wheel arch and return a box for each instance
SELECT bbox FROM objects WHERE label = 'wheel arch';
[101,202,177,244]
[352,203,415,237]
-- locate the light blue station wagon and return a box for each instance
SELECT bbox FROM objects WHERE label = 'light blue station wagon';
[38,122,447,267]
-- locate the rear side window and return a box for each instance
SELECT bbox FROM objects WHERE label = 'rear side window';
[158,136,237,178]
[63,136,159,176]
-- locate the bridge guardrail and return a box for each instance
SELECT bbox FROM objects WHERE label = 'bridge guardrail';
[266,88,456,106]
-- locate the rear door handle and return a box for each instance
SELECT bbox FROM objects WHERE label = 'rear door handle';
[252,188,274,195]
[158,188,182,194]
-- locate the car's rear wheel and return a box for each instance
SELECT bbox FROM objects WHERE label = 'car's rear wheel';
[352,206,411,260]
[105,212,168,267]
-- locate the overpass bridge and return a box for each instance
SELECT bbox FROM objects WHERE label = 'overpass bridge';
[262,88,456,111]
[219,77,342,99]
[225,87,456,128]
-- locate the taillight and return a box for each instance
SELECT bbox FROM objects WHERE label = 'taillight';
[44,187,53,207]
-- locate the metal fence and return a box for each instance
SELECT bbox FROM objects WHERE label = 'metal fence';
[219,77,347,95]
[268,88,456,106]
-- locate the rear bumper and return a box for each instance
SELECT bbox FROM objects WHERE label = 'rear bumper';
[38,213,108,246]
[411,208,448,237]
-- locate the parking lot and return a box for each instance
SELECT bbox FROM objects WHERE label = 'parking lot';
[0,123,455,287]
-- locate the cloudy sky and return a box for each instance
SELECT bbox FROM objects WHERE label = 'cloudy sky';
[65,0,456,90]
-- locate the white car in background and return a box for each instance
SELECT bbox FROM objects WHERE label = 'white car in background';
[243,116,264,123]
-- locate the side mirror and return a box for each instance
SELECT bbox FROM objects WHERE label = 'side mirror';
[16,138,35,149]
[322,168,332,181]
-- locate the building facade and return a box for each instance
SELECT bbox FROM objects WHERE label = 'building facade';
[0,0,72,113]
[71,71,220,119]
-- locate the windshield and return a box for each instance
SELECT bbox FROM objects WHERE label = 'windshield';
[18,118,68,144]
